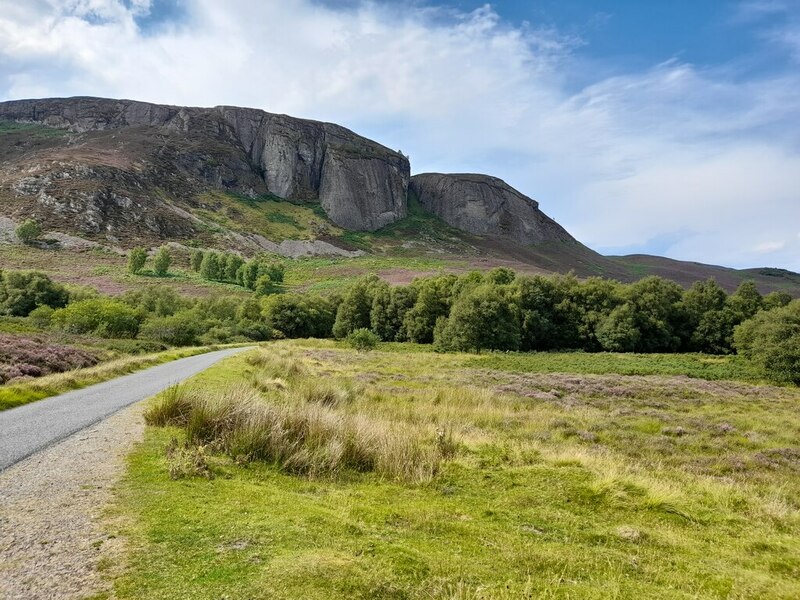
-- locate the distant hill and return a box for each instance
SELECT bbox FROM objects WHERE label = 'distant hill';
[0,96,797,295]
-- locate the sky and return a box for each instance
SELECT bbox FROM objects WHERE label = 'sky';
[0,0,798,271]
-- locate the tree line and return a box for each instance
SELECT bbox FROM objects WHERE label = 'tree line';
[1,267,797,383]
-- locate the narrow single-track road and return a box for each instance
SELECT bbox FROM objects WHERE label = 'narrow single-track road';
[0,346,250,471]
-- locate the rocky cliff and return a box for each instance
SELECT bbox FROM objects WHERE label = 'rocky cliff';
[409,173,577,246]
[0,97,409,232]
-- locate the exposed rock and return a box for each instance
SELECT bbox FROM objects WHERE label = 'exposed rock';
[0,97,409,231]
[409,173,577,245]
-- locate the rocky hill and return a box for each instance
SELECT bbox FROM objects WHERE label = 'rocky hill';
[0,96,798,294]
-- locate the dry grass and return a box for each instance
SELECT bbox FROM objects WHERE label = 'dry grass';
[145,379,447,482]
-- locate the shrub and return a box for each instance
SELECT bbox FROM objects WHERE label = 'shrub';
[51,298,140,338]
[254,275,279,296]
[28,305,55,329]
[0,270,69,316]
[0,333,98,383]
[199,252,222,281]
[152,246,171,277]
[434,283,520,352]
[140,311,202,346]
[128,247,148,275]
[734,300,800,384]
[190,250,205,272]
[263,294,335,338]
[346,328,380,352]
[15,219,41,243]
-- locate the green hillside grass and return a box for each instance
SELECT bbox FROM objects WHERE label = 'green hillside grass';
[106,341,800,599]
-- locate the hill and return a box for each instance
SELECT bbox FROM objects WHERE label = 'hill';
[0,96,797,295]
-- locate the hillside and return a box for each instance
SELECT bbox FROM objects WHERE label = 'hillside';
[0,97,798,295]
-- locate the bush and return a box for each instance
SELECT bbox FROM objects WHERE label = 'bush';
[0,270,69,316]
[0,333,97,383]
[153,246,171,277]
[346,328,380,352]
[15,219,41,243]
[140,311,202,346]
[734,300,800,384]
[128,247,148,275]
[28,305,55,329]
[190,250,205,272]
[51,298,140,338]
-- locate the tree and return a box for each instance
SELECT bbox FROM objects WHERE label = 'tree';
[596,303,640,352]
[15,219,42,244]
[402,275,457,343]
[190,250,205,272]
[199,252,221,281]
[254,275,279,296]
[734,300,800,384]
[763,291,792,311]
[128,247,147,275]
[0,270,69,316]
[682,279,731,353]
[224,254,244,282]
[434,284,521,352]
[624,276,685,352]
[727,281,763,321]
[333,275,382,339]
[153,246,171,277]
[264,294,336,338]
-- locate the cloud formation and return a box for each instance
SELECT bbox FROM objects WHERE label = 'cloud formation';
[0,0,798,270]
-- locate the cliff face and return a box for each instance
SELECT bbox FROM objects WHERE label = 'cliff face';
[0,97,409,231]
[409,173,577,246]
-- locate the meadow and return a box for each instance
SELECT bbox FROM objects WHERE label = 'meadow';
[105,341,800,599]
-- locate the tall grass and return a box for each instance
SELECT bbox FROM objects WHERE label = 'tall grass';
[145,382,446,481]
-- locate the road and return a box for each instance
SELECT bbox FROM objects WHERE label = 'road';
[0,346,250,471]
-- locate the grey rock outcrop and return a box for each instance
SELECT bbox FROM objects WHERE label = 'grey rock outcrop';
[409,173,577,245]
[0,97,409,231]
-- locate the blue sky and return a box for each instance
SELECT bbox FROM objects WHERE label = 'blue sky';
[1,0,799,271]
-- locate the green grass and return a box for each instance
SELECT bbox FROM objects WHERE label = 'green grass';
[467,350,765,382]
[108,341,800,599]
[0,120,67,138]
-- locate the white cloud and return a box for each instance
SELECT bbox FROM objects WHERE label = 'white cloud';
[0,0,798,271]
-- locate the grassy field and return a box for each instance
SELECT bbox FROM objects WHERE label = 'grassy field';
[105,341,800,599]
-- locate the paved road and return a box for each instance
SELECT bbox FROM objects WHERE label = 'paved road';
[0,347,251,471]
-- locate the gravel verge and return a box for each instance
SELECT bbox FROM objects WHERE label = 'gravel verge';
[0,402,145,599]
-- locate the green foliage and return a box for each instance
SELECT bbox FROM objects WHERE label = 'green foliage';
[190,250,204,272]
[345,327,380,351]
[140,312,202,346]
[15,219,42,243]
[121,286,189,318]
[199,251,222,281]
[254,275,280,297]
[333,274,382,339]
[152,246,172,277]
[403,274,457,343]
[128,247,148,275]
[596,303,641,352]
[734,300,800,383]
[264,294,335,338]
[224,254,244,282]
[435,283,521,352]
[27,305,55,329]
[51,298,140,338]
[0,270,69,316]
[764,290,792,310]
[727,280,764,320]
